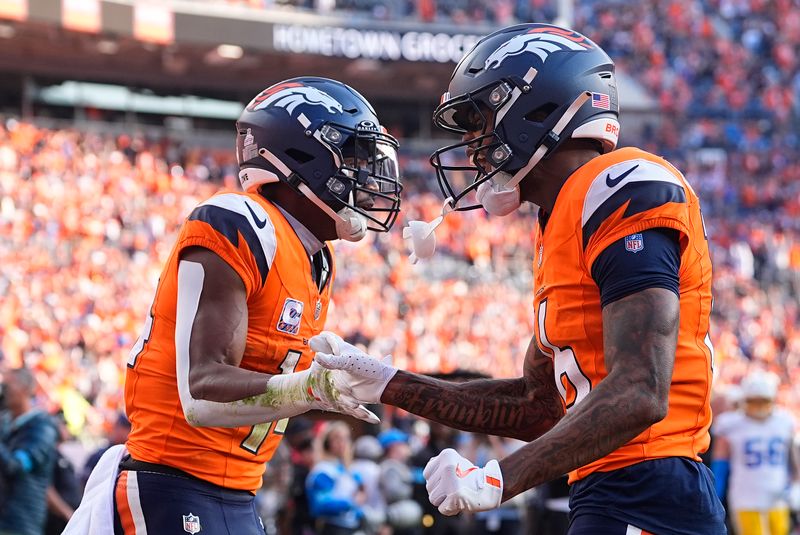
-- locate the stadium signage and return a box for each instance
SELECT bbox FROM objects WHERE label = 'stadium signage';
[273,24,482,63]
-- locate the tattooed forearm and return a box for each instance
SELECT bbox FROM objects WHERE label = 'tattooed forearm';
[381,337,563,441]
[499,288,679,500]
[381,374,559,440]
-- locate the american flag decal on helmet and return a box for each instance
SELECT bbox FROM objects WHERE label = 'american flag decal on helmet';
[484,27,594,70]
[591,92,611,110]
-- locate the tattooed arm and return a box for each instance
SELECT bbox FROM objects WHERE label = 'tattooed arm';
[380,335,563,441]
[497,287,678,500]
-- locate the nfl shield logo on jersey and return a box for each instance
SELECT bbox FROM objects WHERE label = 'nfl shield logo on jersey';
[277,298,304,335]
[624,233,644,253]
[182,513,201,534]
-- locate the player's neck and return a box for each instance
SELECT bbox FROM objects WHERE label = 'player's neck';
[524,145,600,212]
[259,185,337,242]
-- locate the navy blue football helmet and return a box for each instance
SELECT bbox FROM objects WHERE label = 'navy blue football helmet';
[431,24,621,210]
[237,77,402,233]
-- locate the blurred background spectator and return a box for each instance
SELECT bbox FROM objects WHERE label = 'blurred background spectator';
[378,429,423,534]
[351,435,388,534]
[43,411,81,535]
[257,435,295,535]
[286,419,319,535]
[0,367,58,535]
[306,421,367,534]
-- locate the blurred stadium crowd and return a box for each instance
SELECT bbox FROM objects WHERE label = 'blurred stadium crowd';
[3,114,797,432]
[1,0,799,532]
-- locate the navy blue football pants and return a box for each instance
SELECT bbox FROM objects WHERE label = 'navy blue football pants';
[568,457,727,535]
[113,468,266,535]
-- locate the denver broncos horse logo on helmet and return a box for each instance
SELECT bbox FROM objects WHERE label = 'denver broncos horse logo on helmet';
[246,82,344,116]
[484,27,594,70]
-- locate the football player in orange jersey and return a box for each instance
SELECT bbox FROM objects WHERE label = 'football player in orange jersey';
[109,78,401,535]
[310,24,726,534]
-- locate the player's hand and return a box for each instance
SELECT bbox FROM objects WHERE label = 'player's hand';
[309,331,397,404]
[423,448,503,516]
[305,360,380,424]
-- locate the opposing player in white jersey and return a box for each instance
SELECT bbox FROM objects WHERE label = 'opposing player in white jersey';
[712,371,799,535]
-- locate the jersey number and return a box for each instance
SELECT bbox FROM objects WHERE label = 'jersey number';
[537,300,591,410]
[240,350,303,455]
[744,437,786,468]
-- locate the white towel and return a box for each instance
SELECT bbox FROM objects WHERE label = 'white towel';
[62,444,128,535]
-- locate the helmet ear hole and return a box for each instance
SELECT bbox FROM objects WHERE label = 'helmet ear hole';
[525,102,558,124]
[285,148,314,165]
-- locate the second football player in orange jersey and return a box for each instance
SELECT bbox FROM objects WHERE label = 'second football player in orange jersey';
[102,78,401,535]
[311,24,726,534]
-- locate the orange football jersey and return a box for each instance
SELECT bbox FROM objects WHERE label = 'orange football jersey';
[125,191,335,492]
[532,147,714,483]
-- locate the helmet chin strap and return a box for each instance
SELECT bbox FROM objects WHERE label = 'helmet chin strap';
[505,90,592,190]
[257,147,367,242]
[474,90,593,218]
[296,183,367,242]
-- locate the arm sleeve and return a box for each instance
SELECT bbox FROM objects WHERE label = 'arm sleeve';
[591,228,681,308]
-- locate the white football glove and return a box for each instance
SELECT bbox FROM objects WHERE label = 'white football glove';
[309,331,397,404]
[304,360,380,424]
[423,448,503,516]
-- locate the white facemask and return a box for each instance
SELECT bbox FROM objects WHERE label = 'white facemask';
[476,173,522,216]
[336,207,368,242]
